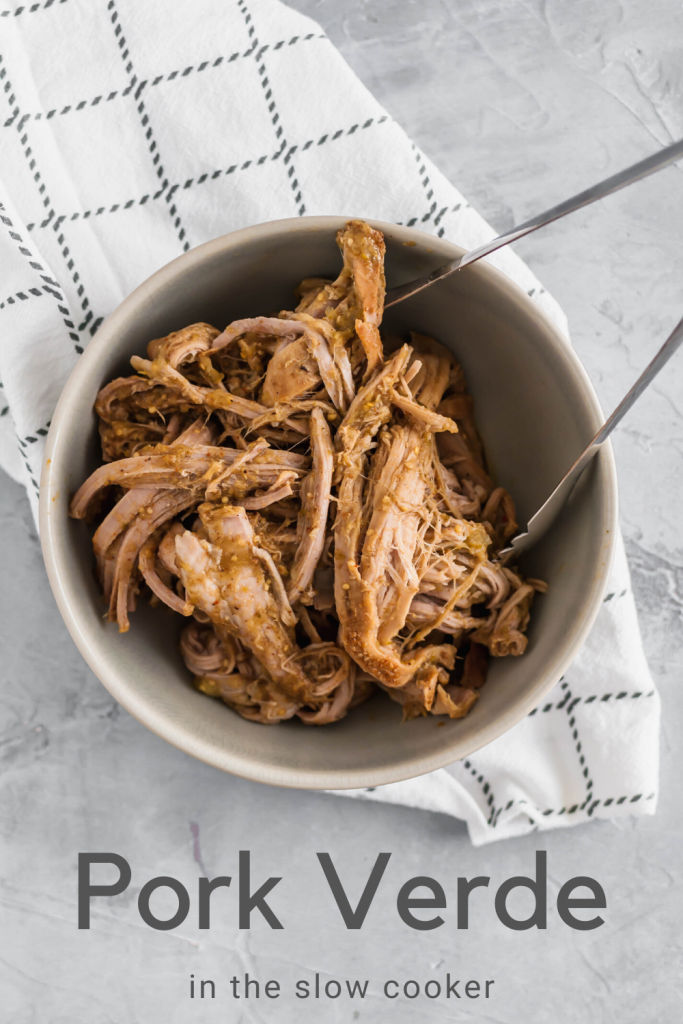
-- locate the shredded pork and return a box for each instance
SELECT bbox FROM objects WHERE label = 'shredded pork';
[71,220,545,725]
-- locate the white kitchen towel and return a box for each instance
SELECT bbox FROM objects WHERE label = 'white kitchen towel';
[0,0,659,844]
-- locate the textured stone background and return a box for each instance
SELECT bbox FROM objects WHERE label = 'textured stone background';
[1,1,682,1021]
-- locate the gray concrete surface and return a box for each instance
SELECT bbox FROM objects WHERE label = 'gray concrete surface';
[1,0,682,1020]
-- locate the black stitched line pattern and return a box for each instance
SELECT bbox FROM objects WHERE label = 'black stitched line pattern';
[237,0,305,216]
[527,688,655,716]
[409,145,439,229]
[506,792,656,821]
[484,683,657,827]
[53,224,103,334]
[462,758,499,827]
[3,33,326,130]
[557,680,595,810]
[498,682,591,826]
[0,53,20,152]
[0,0,67,19]
[401,152,475,241]
[0,54,101,334]
[399,196,548,307]
[33,116,389,231]
[0,283,45,309]
[0,200,74,489]
[400,201,466,232]
[603,588,629,602]
[18,415,51,444]
[13,440,41,494]
[405,147,477,246]
[401,167,549,305]
[0,200,80,349]
[106,0,189,253]
[360,782,656,824]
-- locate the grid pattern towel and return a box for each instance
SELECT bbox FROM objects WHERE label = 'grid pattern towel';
[0,0,659,844]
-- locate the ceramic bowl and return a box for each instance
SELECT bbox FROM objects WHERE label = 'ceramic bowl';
[40,216,617,788]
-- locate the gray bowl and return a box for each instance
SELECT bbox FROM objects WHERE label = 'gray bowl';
[39,216,617,789]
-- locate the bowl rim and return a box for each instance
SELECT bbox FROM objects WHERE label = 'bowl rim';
[39,215,618,789]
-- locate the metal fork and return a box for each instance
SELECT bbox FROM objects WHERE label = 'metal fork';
[498,315,683,560]
[382,137,683,558]
[385,138,683,308]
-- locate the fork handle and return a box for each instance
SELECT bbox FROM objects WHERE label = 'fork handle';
[385,138,683,307]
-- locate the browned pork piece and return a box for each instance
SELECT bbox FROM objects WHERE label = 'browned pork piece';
[70,423,310,631]
[147,322,221,366]
[287,407,334,606]
[333,342,496,718]
[108,487,199,631]
[331,220,386,379]
[73,418,215,623]
[209,316,350,412]
[70,218,544,726]
[129,352,314,434]
[94,325,223,462]
[175,503,358,724]
[259,335,320,407]
[180,618,300,724]
[259,220,386,409]
[95,375,180,462]
[470,568,546,657]
[139,525,195,618]
[70,442,309,517]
